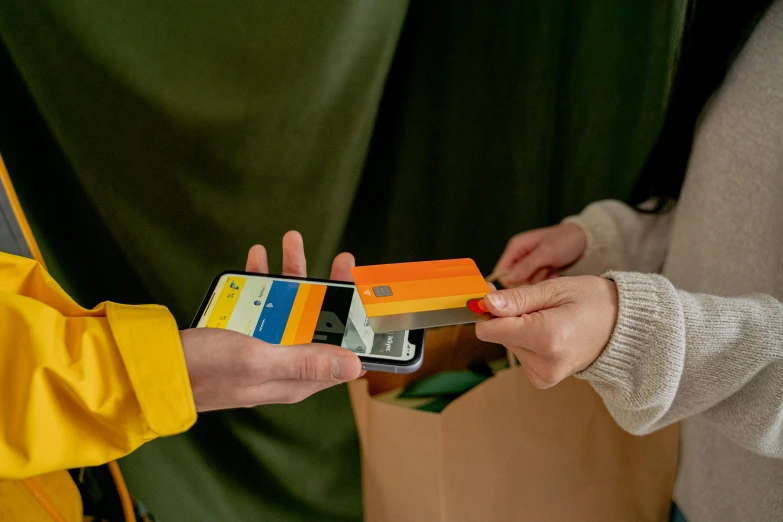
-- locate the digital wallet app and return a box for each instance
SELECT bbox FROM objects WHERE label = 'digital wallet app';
[197,275,414,361]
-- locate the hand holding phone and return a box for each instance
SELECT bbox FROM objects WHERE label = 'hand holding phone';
[180,232,366,411]
[192,233,425,374]
[181,326,362,411]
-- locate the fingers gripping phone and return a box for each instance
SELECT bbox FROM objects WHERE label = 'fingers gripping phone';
[192,271,425,373]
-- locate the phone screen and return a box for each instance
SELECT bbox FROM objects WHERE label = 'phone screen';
[196,273,416,361]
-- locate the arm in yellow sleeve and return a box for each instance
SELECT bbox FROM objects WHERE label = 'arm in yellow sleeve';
[0,252,196,479]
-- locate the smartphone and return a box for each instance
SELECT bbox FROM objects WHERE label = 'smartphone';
[191,271,425,373]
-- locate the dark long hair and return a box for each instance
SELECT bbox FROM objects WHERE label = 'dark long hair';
[628,0,776,211]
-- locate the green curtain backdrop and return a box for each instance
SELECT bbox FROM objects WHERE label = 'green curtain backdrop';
[0,1,684,520]
[343,0,686,271]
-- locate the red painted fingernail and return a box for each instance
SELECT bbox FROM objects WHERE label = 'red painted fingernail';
[467,298,489,314]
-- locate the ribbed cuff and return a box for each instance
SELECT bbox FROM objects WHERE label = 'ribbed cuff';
[576,271,683,410]
[106,303,196,437]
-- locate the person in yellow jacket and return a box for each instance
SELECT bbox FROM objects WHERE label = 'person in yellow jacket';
[0,159,364,521]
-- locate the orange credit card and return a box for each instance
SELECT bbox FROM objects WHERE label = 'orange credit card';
[350,258,492,333]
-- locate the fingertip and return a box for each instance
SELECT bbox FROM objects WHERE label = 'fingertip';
[473,317,510,345]
[473,321,488,341]
[282,230,307,277]
[248,244,266,261]
[333,352,363,380]
[331,252,356,282]
[483,291,508,314]
[246,244,269,273]
[334,251,355,268]
[283,230,303,246]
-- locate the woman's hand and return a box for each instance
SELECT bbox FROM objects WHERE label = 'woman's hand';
[182,231,363,412]
[491,223,587,288]
[475,275,618,389]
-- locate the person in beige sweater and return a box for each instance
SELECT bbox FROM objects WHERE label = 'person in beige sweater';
[476,1,782,521]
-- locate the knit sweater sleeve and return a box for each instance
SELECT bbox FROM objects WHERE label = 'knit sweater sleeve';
[578,271,783,459]
[561,199,677,276]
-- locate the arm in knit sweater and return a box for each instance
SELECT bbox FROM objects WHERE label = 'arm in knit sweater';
[564,201,783,458]
[561,199,677,277]
[581,271,783,459]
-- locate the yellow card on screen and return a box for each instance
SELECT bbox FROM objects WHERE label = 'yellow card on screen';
[350,258,492,333]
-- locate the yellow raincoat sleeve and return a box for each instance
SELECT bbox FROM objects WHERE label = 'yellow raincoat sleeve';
[0,252,196,479]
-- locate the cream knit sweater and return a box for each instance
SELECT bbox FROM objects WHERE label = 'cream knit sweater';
[564,3,783,520]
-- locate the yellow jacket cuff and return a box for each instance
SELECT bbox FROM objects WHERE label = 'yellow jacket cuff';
[106,303,196,437]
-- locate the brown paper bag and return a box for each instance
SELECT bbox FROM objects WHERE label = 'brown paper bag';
[349,325,679,522]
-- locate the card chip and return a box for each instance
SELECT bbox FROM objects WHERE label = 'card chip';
[373,285,393,297]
